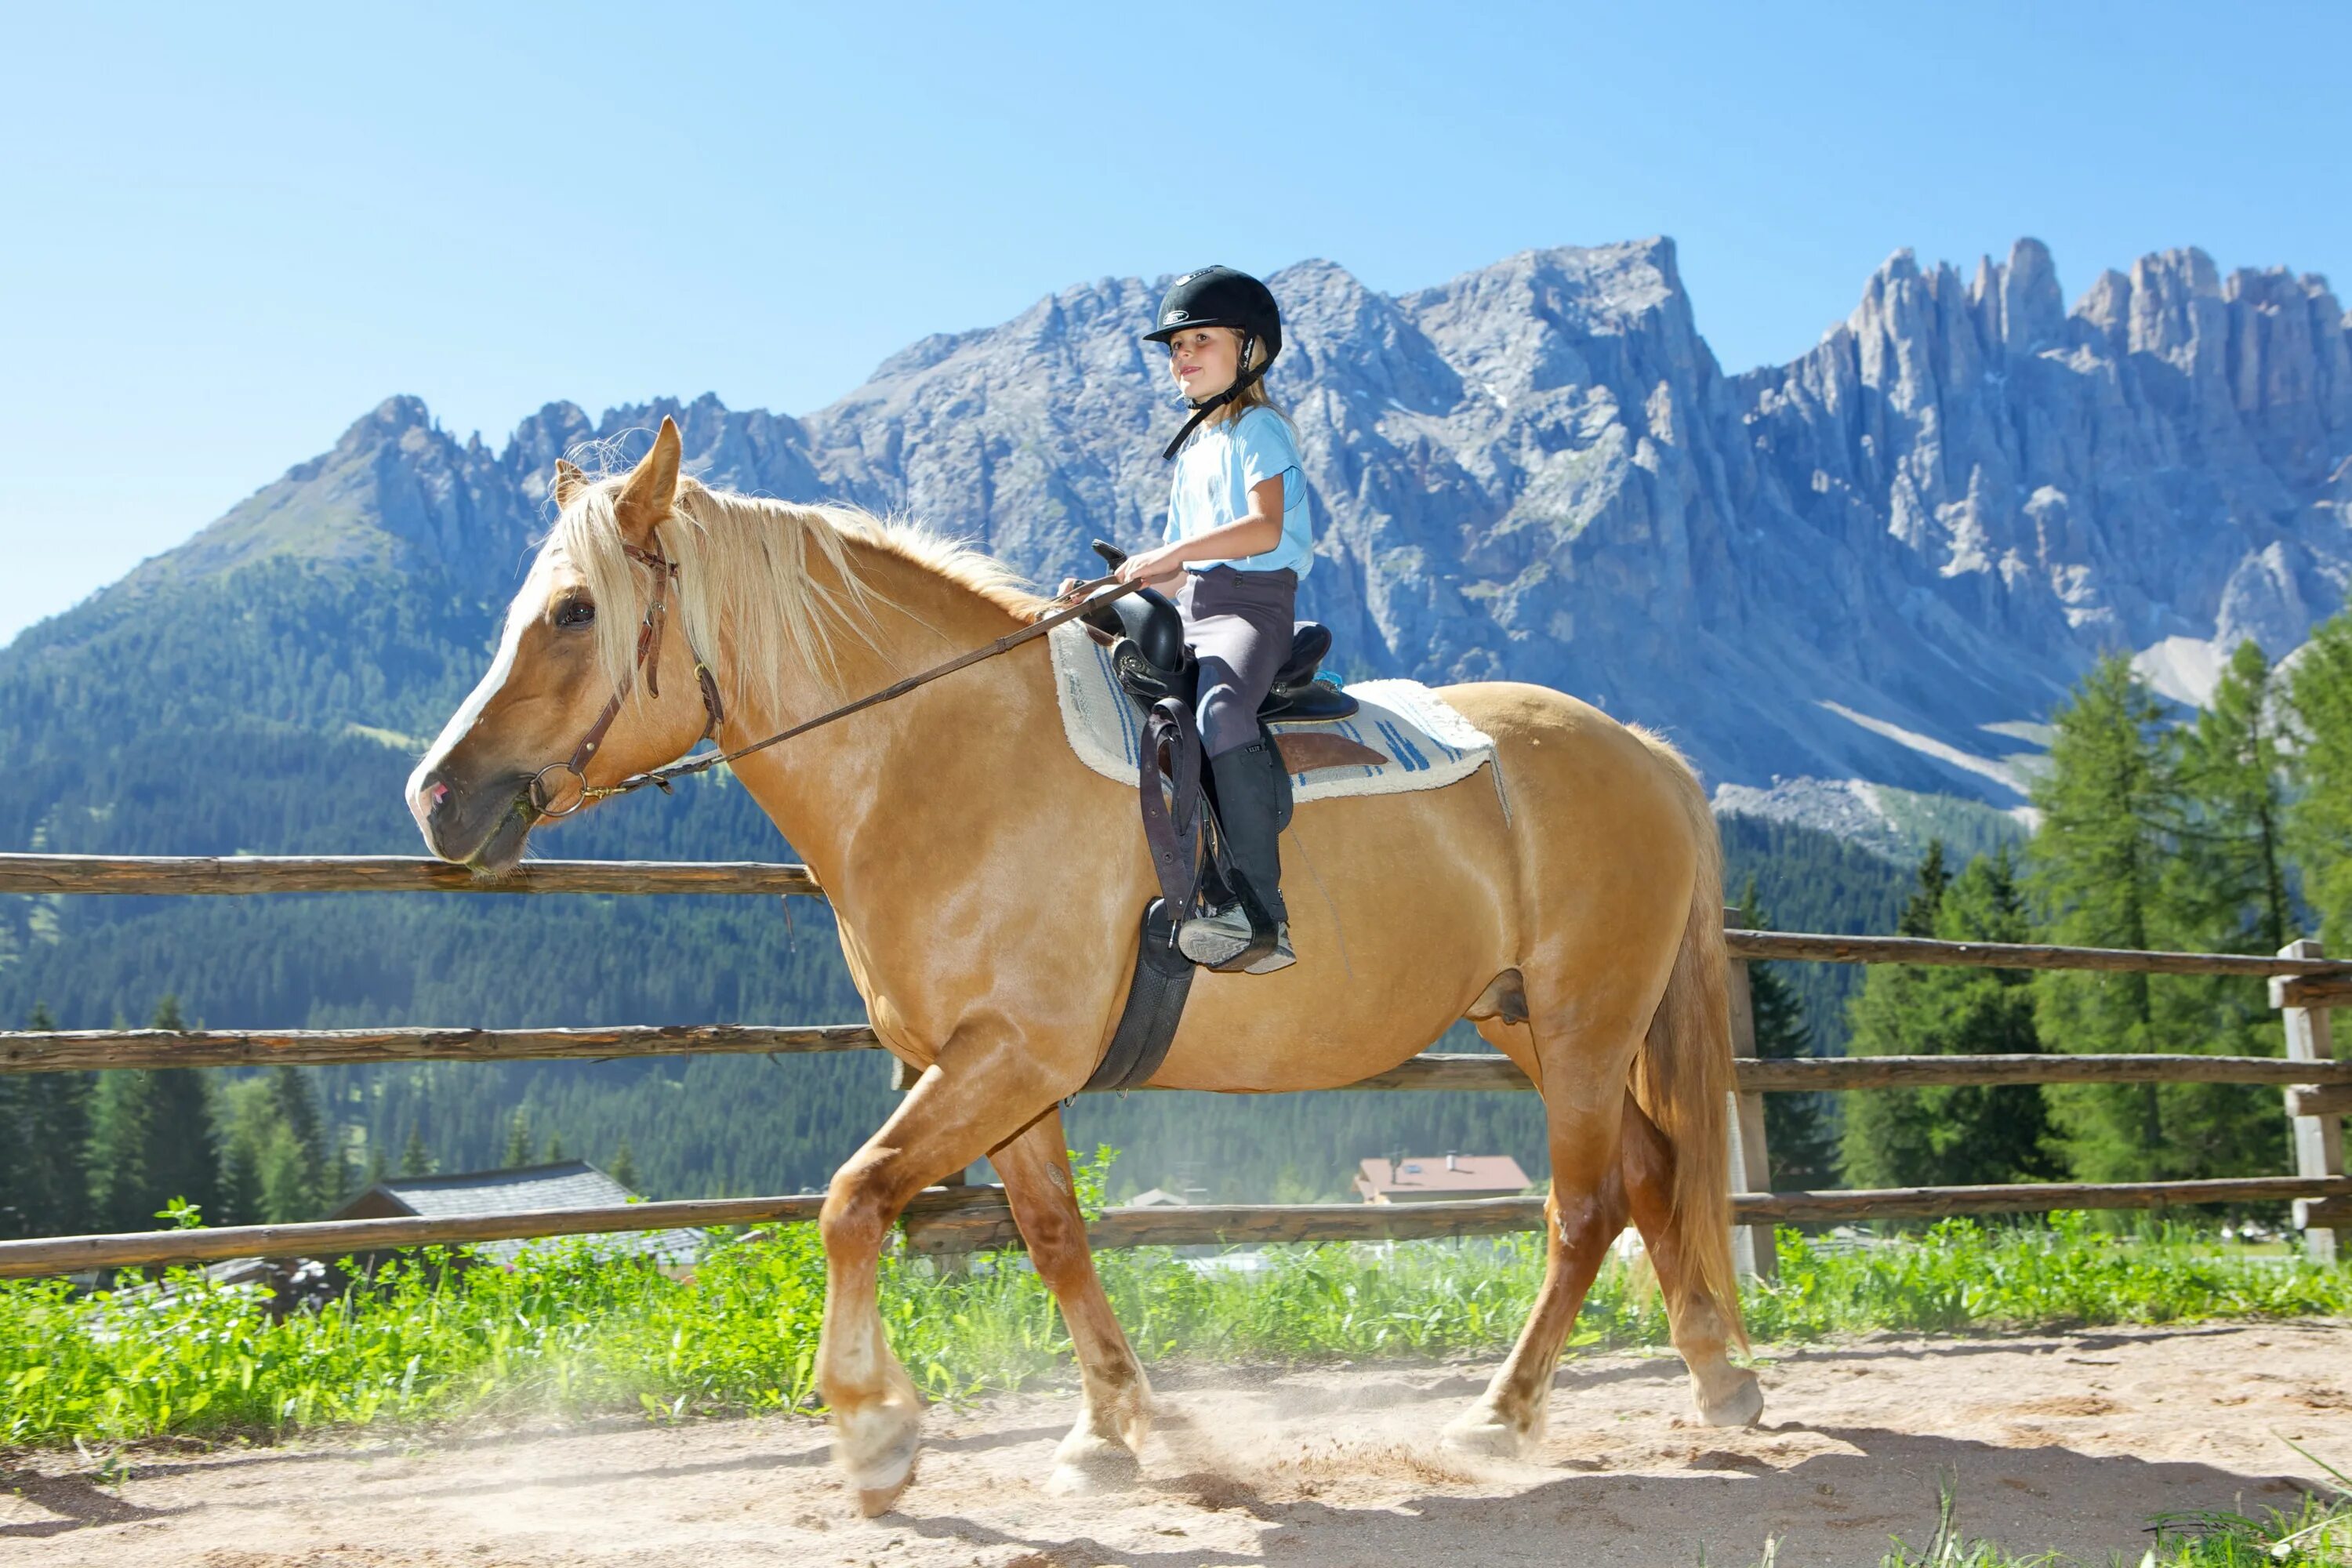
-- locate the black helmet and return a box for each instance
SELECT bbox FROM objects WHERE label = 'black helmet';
[1144,265,1283,363]
[1145,265,1283,460]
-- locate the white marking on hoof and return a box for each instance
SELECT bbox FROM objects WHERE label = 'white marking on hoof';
[1047,1431,1142,1496]
[1697,1370,1765,1428]
[1439,1408,1532,1460]
[837,1413,921,1511]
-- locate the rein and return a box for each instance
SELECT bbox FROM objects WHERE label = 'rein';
[529,550,1144,818]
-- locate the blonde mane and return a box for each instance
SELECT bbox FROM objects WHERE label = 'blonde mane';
[549,470,1047,720]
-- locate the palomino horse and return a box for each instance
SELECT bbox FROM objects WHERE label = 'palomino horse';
[408,419,1762,1513]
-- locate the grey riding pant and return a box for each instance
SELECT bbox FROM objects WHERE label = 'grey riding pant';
[1178,564,1298,757]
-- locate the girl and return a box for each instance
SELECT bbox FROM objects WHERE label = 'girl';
[1113,266,1313,975]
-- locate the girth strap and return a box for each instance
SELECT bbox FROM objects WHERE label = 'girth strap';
[1080,899,1196,1094]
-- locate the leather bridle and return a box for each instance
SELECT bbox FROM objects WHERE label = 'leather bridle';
[525,532,1145,819]
[527,538,727,818]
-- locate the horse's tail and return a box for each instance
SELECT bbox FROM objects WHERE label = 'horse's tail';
[1624,724,1747,1350]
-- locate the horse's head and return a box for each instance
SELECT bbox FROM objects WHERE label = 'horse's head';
[407,417,715,872]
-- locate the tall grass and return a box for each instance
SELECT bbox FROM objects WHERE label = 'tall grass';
[2,1215,2346,1449]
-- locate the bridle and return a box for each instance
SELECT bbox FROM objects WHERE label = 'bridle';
[526,537,726,818]
[526,528,1144,819]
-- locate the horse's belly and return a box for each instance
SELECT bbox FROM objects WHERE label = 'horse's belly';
[1149,779,1515,1093]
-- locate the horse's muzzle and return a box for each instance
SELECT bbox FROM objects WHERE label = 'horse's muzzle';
[409,765,535,869]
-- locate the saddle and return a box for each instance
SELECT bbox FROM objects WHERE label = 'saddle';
[1079,569,1359,726]
[1076,542,1386,1094]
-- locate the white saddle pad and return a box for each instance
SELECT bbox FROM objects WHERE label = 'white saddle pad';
[1046,620,1501,807]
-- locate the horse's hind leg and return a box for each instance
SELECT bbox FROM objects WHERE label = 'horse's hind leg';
[1441,1033,1635,1460]
[990,1109,1153,1494]
[1619,1093,1763,1426]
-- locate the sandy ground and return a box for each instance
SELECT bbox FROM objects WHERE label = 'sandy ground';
[5,1323,2350,1567]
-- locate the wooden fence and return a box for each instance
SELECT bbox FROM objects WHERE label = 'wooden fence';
[0,852,2345,1281]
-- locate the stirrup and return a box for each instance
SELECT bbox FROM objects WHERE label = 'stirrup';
[1178,906,1294,973]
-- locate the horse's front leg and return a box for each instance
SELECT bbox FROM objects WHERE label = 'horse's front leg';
[991,1108,1153,1494]
[817,1047,1053,1515]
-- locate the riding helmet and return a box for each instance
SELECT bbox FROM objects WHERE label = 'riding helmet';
[1145,266,1283,459]
[1143,265,1283,365]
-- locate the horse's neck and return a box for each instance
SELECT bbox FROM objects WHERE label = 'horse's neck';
[720,537,1047,900]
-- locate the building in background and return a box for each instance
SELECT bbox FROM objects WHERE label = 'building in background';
[1353,1152,1530,1204]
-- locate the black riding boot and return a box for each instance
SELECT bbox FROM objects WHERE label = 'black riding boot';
[1180,740,1295,974]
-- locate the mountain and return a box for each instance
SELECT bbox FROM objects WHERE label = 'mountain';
[2,236,2339,1203]
[78,237,2351,804]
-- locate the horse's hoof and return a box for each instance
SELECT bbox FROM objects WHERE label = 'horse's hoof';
[1698,1371,1765,1428]
[855,1459,916,1518]
[1047,1433,1142,1496]
[1439,1411,1530,1461]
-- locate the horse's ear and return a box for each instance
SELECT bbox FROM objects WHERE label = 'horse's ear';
[552,458,588,510]
[616,417,683,540]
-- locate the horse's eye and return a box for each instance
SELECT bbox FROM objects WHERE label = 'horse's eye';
[554,596,596,629]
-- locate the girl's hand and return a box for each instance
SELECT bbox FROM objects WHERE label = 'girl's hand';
[1116,543,1186,585]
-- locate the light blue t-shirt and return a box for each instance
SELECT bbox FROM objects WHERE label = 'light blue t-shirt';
[1163,405,1314,579]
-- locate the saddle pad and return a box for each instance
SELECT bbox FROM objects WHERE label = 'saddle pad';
[1046,620,1502,805]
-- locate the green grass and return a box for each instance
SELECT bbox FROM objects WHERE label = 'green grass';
[1,1215,2347,1450]
[1745,1473,2352,1566]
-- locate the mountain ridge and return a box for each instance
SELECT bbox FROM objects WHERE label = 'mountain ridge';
[24,235,2352,802]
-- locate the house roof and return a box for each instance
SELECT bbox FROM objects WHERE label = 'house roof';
[1355,1154,1530,1196]
[332,1160,701,1266]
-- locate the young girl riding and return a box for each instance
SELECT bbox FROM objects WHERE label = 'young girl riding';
[1109,266,1313,975]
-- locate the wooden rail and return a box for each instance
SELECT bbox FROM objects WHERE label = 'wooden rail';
[7,1177,2350,1279]
[0,853,2343,1277]
[0,1024,880,1073]
[11,1029,2352,1098]
[0,854,823,898]
[8,854,2350,979]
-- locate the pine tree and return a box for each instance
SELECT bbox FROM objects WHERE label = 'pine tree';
[2027,655,2185,1181]
[89,995,221,1229]
[543,1131,568,1163]
[609,1136,641,1192]
[1733,880,1835,1186]
[397,1124,434,1178]
[1900,840,1951,937]
[266,1066,332,1217]
[502,1106,534,1168]
[218,1129,263,1228]
[2146,640,2303,1179]
[2174,641,2297,953]
[13,1003,96,1239]
[258,1131,314,1223]
[0,1032,23,1239]
[1843,848,2058,1189]
[2288,609,2352,945]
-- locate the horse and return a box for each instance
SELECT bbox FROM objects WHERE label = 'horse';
[407,417,1762,1514]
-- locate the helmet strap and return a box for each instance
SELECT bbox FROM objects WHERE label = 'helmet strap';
[1160,332,1264,462]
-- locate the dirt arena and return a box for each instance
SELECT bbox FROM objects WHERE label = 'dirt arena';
[5,1323,2348,1567]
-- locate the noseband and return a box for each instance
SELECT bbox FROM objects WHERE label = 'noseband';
[527,538,727,818]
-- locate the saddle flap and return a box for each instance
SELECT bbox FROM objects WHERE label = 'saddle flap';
[1272,731,1388,775]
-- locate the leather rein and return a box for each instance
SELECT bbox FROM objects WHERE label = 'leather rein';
[527,539,1143,819]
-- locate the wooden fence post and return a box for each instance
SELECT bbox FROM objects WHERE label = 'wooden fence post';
[2278,938,2347,1263]
[1724,912,1777,1279]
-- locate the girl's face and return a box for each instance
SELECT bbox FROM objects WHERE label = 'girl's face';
[1164,326,1241,401]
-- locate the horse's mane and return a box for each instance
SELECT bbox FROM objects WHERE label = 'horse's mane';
[550,472,1047,718]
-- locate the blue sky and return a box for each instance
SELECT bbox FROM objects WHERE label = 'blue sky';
[3,1,2345,645]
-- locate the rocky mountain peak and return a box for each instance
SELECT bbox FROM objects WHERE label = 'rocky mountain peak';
[47,236,2352,805]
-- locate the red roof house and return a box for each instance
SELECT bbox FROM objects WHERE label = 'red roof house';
[1354,1152,1531,1203]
